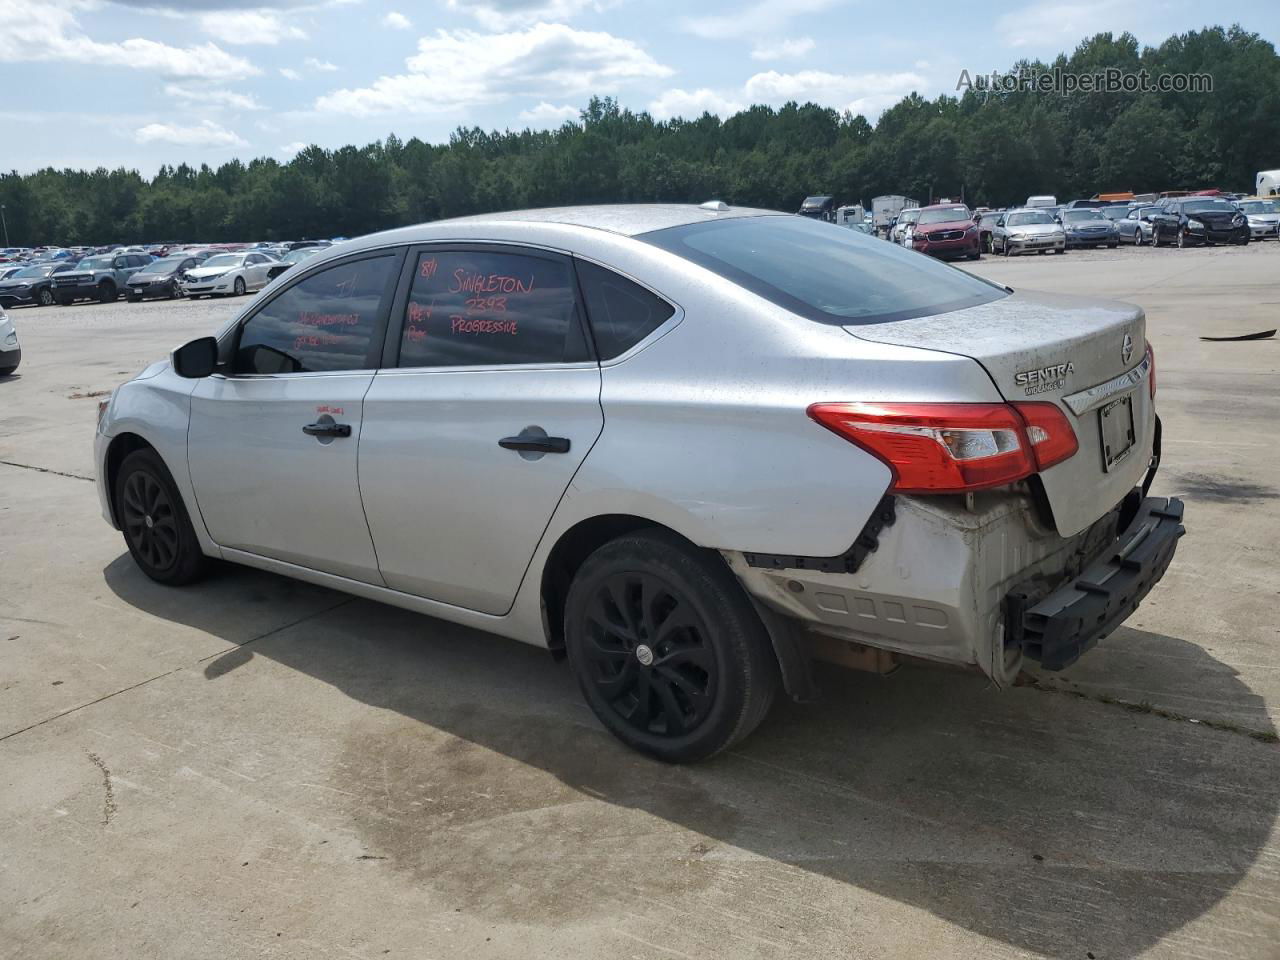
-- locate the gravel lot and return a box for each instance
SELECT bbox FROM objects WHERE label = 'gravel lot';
[2,241,1279,959]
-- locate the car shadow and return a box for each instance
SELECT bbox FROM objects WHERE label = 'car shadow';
[104,554,1280,958]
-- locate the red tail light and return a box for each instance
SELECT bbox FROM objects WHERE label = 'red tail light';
[808,401,1078,494]
[1146,342,1156,399]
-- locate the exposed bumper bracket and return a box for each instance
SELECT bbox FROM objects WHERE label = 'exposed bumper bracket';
[1007,494,1185,671]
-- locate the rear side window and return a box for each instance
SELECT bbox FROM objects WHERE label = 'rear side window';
[642,215,1006,325]
[397,249,589,368]
[575,260,675,360]
[234,255,396,374]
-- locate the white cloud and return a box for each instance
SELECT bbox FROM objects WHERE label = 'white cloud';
[316,23,672,117]
[280,141,308,155]
[649,69,925,122]
[135,119,248,148]
[750,37,815,61]
[649,88,744,119]
[382,11,412,29]
[164,83,264,110]
[518,101,579,125]
[305,56,339,71]
[744,69,925,114]
[0,0,258,80]
[444,0,603,29]
[996,0,1147,48]
[681,0,841,40]
[198,10,307,45]
[279,67,301,79]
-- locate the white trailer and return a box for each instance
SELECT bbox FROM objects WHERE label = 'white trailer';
[835,204,865,228]
[1257,170,1280,197]
[872,195,917,233]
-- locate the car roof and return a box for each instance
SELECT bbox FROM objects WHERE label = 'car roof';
[396,203,782,239]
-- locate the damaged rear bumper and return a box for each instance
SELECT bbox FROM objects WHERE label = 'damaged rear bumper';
[1007,496,1185,670]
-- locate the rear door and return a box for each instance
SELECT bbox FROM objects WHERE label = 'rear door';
[358,244,603,615]
[187,249,404,583]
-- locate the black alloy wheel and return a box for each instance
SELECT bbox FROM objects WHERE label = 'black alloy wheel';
[581,572,717,738]
[564,530,778,762]
[37,287,55,306]
[121,469,180,573]
[115,449,208,585]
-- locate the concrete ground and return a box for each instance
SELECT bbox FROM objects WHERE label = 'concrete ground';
[1,243,1278,959]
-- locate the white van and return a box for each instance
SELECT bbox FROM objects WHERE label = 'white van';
[1256,170,1280,197]
[1026,195,1058,208]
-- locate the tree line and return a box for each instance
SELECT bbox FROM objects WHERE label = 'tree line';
[2,24,1277,246]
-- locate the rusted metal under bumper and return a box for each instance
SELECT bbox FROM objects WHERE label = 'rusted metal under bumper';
[1007,496,1185,670]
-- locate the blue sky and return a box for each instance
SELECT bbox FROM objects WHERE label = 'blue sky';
[1,0,1275,174]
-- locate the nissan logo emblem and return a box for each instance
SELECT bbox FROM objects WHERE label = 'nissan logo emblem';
[1121,333,1134,365]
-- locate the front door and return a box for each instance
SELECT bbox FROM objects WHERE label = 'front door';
[358,245,603,615]
[187,250,403,583]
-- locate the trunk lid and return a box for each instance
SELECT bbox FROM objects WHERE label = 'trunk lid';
[845,289,1153,536]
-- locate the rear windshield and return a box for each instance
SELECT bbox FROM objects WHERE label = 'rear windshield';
[641,215,1007,326]
[1006,211,1055,226]
[1064,210,1106,222]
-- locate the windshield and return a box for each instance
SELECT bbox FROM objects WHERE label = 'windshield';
[78,257,113,270]
[801,196,831,208]
[1007,211,1055,226]
[1063,210,1106,223]
[917,207,969,225]
[898,210,920,224]
[284,248,318,263]
[1182,199,1235,214]
[642,215,1006,326]
[1101,206,1130,219]
[13,264,54,278]
[145,256,186,271]
[201,254,243,268]
[1238,200,1277,214]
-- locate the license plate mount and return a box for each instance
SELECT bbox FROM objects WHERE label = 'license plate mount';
[1099,394,1136,471]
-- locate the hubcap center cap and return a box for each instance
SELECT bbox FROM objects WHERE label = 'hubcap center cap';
[144,515,154,529]
[635,644,654,667]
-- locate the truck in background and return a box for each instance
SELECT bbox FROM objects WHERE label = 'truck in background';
[797,195,836,221]
[872,195,918,236]
[1257,170,1280,197]
[1026,195,1058,208]
[835,204,865,228]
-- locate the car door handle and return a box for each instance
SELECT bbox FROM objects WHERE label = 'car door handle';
[302,422,352,438]
[499,436,570,454]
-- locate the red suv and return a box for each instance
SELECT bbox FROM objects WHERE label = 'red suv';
[910,204,981,260]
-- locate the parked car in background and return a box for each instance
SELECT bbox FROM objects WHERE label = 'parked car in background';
[0,265,25,280]
[910,203,981,260]
[264,246,322,280]
[1062,209,1120,248]
[0,261,77,307]
[872,195,917,235]
[53,253,151,304]
[126,255,201,301]
[95,204,1181,762]
[0,305,19,375]
[974,210,1002,252]
[181,251,277,298]
[287,239,332,251]
[1151,197,1249,247]
[1099,204,1131,221]
[1116,205,1161,245]
[992,208,1066,255]
[1025,195,1057,208]
[890,207,921,244]
[1237,198,1280,239]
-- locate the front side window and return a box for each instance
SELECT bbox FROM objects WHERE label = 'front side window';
[397,249,589,368]
[576,259,675,360]
[642,215,1006,326]
[233,255,396,375]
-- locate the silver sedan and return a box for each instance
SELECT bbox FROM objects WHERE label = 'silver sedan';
[991,208,1067,255]
[95,204,1182,761]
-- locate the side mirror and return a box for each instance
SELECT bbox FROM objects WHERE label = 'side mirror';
[172,336,218,379]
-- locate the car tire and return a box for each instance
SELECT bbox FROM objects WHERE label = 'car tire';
[0,362,17,376]
[1002,239,1012,257]
[1108,242,1118,249]
[233,276,246,296]
[37,287,55,307]
[114,448,209,586]
[127,292,141,303]
[1177,230,1186,249]
[168,284,181,299]
[1151,227,1161,248]
[98,281,117,303]
[563,529,778,763]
